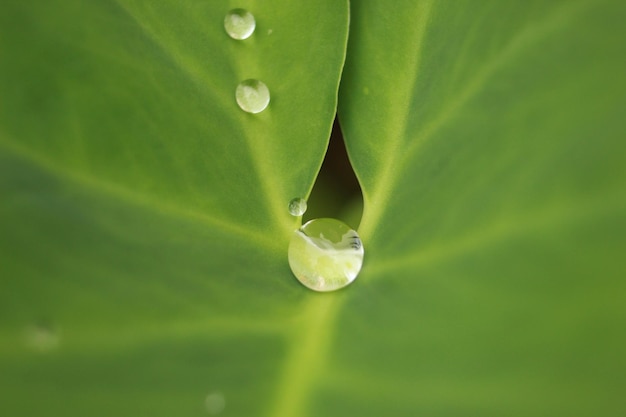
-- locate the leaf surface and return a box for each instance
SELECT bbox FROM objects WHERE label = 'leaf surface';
[337,0,626,415]
[0,1,348,416]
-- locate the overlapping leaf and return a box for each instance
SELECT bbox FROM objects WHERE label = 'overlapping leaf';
[336,0,626,415]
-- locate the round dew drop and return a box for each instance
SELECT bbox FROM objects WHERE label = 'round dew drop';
[288,197,307,217]
[205,391,226,415]
[23,323,60,352]
[235,79,270,114]
[224,9,255,40]
[288,218,364,292]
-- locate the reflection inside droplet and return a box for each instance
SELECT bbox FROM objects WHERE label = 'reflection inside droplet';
[288,218,364,292]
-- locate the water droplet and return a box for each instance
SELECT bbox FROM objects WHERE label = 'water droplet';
[288,197,307,217]
[205,391,225,415]
[23,322,60,352]
[224,9,255,40]
[288,218,364,292]
[235,79,270,114]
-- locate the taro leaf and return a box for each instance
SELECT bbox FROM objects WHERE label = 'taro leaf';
[0,1,348,416]
[2,0,626,416]
[336,0,626,415]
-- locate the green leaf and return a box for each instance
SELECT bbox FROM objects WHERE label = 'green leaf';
[0,0,348,416]
[338,0,626,415]
[2,0,626,416]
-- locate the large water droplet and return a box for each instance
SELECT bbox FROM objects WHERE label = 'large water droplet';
[288,218,364,292]
[288,197,307,217]
[235,79,270,114]
[224,9,255,40]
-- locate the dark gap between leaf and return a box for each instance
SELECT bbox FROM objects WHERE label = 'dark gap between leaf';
[303,115,363,229]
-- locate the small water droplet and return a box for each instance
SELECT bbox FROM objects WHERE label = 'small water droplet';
[288,218,364,292]
[288,197,307,217]
[236,79,270,114]
[224,9,255,40]
[205,391,225,415]
[23,322,60,352]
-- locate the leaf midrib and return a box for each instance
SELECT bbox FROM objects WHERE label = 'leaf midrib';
[269,294,345,417]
